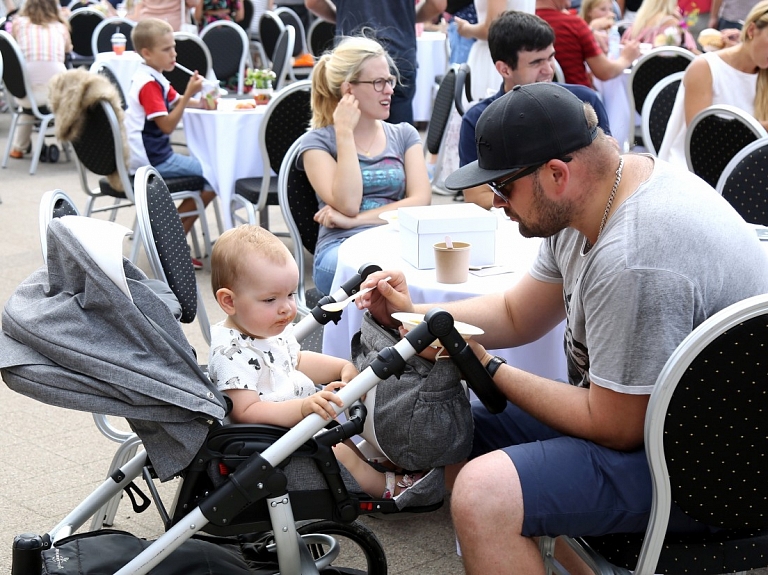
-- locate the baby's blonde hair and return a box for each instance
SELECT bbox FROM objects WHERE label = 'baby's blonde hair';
[131,18,173,53]
[310,35,398,129]
[211,225,294,295]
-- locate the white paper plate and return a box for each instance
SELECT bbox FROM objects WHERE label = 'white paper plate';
[379,210,399,230]
[391,312,484,340]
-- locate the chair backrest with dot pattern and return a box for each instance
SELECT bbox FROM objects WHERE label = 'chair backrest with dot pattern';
[426,66,457,156]
[262,80,311,177]
[685,104,768,189]
[641,72,683,157]
[68,8,104,58]
[0,31,27,100]
[717,139,768,226]
[629,47,693,116]
[258,10,284,63]
[659,298,768,529]
[72,100,120,177]
[135,167,198,325]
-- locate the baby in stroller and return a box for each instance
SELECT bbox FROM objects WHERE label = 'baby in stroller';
[208,225,426,500]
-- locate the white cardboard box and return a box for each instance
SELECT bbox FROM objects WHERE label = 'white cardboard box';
[399,204,497,269]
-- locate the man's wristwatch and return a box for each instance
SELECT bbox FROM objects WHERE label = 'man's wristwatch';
[485,355,507,378]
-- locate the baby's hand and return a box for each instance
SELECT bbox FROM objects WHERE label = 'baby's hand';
[302,388,344,420]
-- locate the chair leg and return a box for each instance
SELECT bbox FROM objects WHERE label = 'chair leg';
[29,118,52,175]
[2,111,20,169]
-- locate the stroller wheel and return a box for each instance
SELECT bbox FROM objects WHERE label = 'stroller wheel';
[48,144,60,163]
[39,144,49,163]
[296,519,388,575]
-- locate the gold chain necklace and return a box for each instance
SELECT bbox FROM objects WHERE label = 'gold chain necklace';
[585,156,624,252]
[356,123,379,157]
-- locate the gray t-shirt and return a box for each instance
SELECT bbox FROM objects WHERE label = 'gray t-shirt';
[530,157,768,395]
[297,121,422,251]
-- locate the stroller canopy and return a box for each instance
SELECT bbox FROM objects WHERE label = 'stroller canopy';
[0,217,226,480]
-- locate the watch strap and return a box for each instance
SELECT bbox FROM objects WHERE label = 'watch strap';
[486,355,507,378]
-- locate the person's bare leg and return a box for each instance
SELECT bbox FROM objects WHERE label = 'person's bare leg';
[178,190,216,234]
[333,443,388,496]
[552,536,596,575]
[451,451,546,575]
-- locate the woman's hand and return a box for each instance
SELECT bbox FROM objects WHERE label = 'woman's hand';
[313,204,356,229]
[333,93,361,133]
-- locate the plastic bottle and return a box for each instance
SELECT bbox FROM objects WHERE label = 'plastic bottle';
[608,25,621,59]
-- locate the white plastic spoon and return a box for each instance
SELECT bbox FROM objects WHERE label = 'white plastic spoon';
[320,276,392,312]
[445,235,454,249]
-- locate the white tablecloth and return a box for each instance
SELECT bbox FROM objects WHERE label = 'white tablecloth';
[412,31,448,123]
[90,50,144,98]
[322,215,568,381]
[183,106,268,228]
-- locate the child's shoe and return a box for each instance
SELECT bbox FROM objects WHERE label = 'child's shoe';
[382,471,426,499]
[9,148,24,159]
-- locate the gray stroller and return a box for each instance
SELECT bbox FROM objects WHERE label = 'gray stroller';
[1,217,506,575]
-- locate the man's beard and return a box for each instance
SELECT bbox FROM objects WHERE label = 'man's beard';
[513,172,572,239]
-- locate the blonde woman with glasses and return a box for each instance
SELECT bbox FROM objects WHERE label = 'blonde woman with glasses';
[659,0,768,165]
[297,36,432,295]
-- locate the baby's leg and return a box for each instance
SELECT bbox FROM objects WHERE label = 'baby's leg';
[333,443,387,497]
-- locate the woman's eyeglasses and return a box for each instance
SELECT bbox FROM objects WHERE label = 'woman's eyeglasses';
[352,77,397,92]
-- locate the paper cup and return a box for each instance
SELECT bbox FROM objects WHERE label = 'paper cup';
[434,241,471,284]
[111,32,126,55]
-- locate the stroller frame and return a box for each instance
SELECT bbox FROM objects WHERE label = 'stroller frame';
[11,269,506,574]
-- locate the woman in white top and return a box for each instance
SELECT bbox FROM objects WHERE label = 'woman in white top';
[658,0,768,166]
[456,0,535,100]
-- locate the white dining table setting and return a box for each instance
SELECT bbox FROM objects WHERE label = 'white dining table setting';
[322,211,568,382]
[183,102,268,228]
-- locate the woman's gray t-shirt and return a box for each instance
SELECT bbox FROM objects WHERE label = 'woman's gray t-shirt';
[296,121,422,251]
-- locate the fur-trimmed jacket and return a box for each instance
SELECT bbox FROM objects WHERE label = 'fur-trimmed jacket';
[49,68,128,191]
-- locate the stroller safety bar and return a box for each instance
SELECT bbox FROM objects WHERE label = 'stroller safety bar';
[102,308,506,575]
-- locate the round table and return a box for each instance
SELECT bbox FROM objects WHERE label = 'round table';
[322,215,568,381]
[183,105,268,228]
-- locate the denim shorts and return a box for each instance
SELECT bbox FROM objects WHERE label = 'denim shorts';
[470,398,719,538]
[312,236,346,296]
[154,153,204,179]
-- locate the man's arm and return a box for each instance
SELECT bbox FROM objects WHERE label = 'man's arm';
[416,0,447,23]
[486,359,649,450]
[305,0,336,22]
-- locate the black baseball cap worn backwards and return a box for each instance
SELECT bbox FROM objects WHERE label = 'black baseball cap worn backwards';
[444,83,598,191]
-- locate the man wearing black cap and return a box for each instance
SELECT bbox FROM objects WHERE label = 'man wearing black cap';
[459,11,613,209]
[357,83,768,573]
